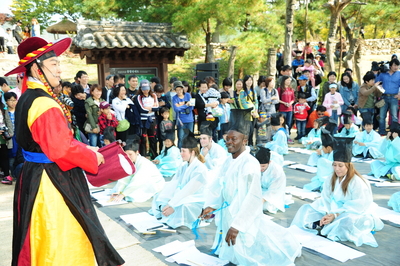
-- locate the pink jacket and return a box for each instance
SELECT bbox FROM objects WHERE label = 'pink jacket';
[323,92,344,116]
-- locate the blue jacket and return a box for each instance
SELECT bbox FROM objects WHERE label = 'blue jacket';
[339,81,359,113]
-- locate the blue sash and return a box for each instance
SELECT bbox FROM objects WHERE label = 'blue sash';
[22,149,53,163]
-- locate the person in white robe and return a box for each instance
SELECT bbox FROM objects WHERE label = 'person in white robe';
[254,147,286,213]
[301,120,322,150]
[265,113,288,155]
[335,111,359,138]
[292,137,384,247]
[370,123,400,180]
[201,109,301,266]
[304,129,335,191]
[352,112,383,158]
[153,134,183,177]
[388,191,400,212]
[111,137,165,202]
[150,129,208,229]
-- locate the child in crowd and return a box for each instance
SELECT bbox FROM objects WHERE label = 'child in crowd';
[335,111,359,138]
[203,83,221,120]
[353,112,383,159]
[323,83,343,131]
[256,112,271,145]
[0,97,13,185]
[339,106,361,130]
[110,137,165,203]
[307,117,336,166]
[301,117,324,150]
[296,59,316,87]
[152,133,182,178]
[103,126,116,146]
[98,101,118,144]
[266,113,288,155]
[4,92,18,179]
[217,91,230,140]
[159,107,175,149]
[294,93,310,141]
[155,84,171,151]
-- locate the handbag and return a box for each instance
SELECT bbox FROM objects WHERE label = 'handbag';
[85,141,136,187]
[375,98,385,108]
[84,122,100,133]
[116,119,130,132]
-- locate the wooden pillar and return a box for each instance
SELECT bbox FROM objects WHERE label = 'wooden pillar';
[266,48,277,77]
[97,57,110,88]
[160,59,169,92]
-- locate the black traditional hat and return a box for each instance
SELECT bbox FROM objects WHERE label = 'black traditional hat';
[229,108,252,136]
[321,128,335,148]
[390,122,400,135]
[253,146,271,164]
[181,128,198,149]
[324,117,338,135]
[361,112,373,125]
[333,136,355,162]
[315,116,330,128]
[165,130,175,142]
[270,113,281,126]
[342,111,352,125]
[200,121,215,137]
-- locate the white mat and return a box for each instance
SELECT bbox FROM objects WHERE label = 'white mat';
[286,186,321,201]
[91,189,128,207]
[376,206,400,225]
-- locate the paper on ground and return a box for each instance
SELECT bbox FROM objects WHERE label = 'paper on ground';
[153,240,195,257]
[288,225,365,263]
[288,147,314,155]
[283,160,297,166]
[91,189,128,207]
[288,164,317,174]
[286,186,321,201]
[120,212,167,233]
[375,206,400,225]
[373,182,400,187]
[165,245,229,266]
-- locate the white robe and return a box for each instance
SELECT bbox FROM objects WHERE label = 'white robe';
[307,148,330,167]
[304,152,333,191]
[370,137,400,180]
[205,150,301,266]
[154,146,183,177]
[261,161,286,213]
[201,141,228,185]
[112,155,165,202]
[352,130,383,158]
[292,174,384,247]
[265,129,288,155]
[150,157,208,229]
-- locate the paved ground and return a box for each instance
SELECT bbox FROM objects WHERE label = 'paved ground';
[2,143,400,266]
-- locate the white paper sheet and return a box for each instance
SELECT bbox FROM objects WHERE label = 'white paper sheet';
[288,225,365,263]
[375,206,400,225]
[120,212,166,233]
[285,186,321,201]
[283,160,297,166]
[288,148,314,155]
[165,245,229,266]
[153,240,195,257]
[373,182,400,187]
[91,189,129,206]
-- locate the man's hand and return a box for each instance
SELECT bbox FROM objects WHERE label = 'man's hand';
[316,149,322,155]
[199,207,216,220]
[92,127,99,134]
[152,159,160,165]
[107,113,112,120]
[225,227,239,246]
[110,193,124,202]
[95,151,105,165]
[202,146,209,157]
[162,205,175,217]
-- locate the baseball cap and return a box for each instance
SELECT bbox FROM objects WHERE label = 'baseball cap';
[298,75,308,80]
[140,79,150,90]
[99,101,110,109]
[173,80,184,90]
[329,83,338,88]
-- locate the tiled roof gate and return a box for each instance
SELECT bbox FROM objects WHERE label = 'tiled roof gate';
[71,20,190,88]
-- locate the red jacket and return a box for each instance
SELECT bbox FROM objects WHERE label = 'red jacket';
[293,102,310,121]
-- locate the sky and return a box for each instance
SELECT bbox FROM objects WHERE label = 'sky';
[1,0,13,14]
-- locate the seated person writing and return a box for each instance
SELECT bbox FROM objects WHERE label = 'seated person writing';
[153,132,182,178]
[110,136,165,202]
[352,112,383,159]
[265,113,288,155]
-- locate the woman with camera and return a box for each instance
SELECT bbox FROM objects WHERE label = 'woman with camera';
[172,80,194,148]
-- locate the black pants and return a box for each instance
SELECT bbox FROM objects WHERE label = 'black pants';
[248,119,257,146]
[0,144,10,176]
[116,129,128,142]
[140,120,158,159]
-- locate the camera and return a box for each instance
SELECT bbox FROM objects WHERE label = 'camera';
[371,61,389,74]
[0,126,12,140]
[61,96,74,108]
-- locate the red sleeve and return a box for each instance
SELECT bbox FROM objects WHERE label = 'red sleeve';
[30,107,98,174]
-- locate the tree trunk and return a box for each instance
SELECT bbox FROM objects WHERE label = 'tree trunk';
[354,39,363,85]
[212,20,222,43]
[373,24,378,39]
[204,18,214,63]
[325,0,352,73]
[304,0,309,61]
[283,0,295,66]
[343,38,361,70]
[228,46,237,79]
[238,67,244,79]
[267,48,277,77]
